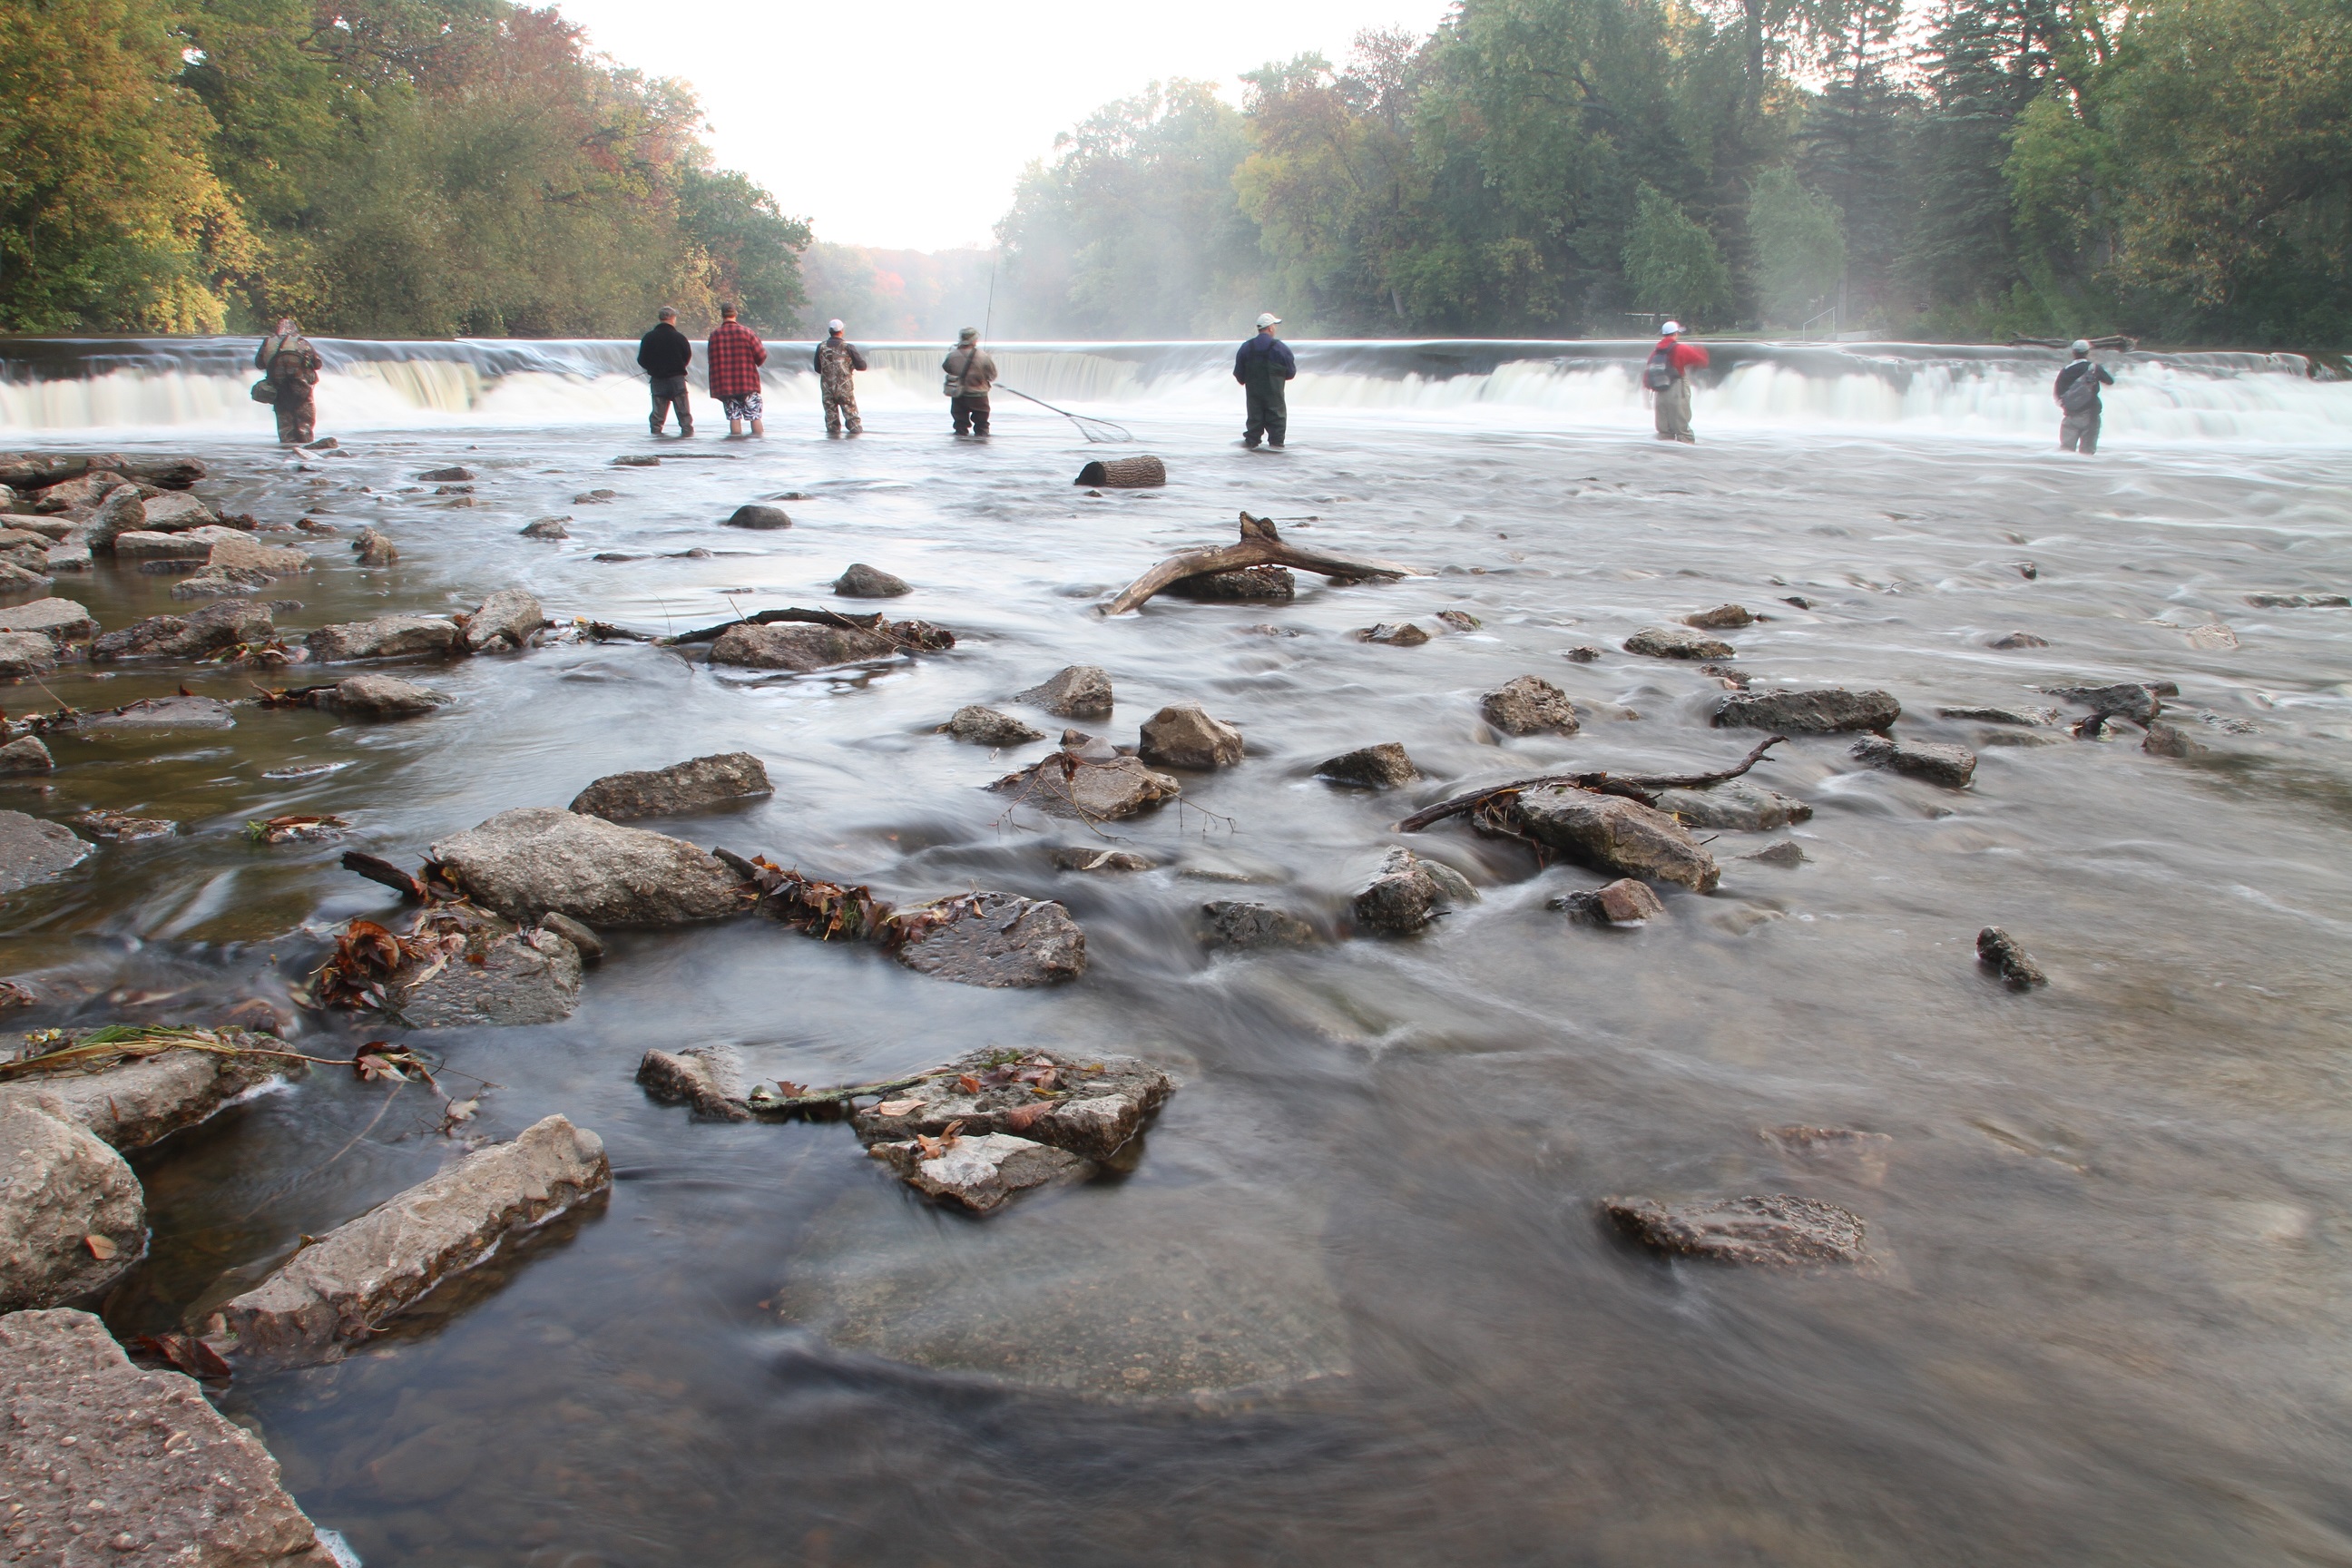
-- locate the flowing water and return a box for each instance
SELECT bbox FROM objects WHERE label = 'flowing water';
[6,338,2352,1566]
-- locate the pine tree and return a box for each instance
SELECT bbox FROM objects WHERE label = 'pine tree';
[1901,0,2054,323]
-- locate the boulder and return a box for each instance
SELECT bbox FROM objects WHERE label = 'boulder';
[0,810,93,894]
[0,597,97,643]
[942,705,1044,747]
[708,621,898,671]
[205,1114,610,1367]
[1602,1193,1869,1266]
[0,736,53,773]
[108,529,210,562]
[329,673,448,719]
[394,926,582,1027]
[43,544,90,573]
[1481,675,1581,736]
[1015,664,1114,718]
[723,505,792,529]
[351,526,397,564]
[1352,846,1467,935]
[416,466,475,482]
[0,561,49,592]
[81,696,236,731]
[304,613,466,662]
[849,1049,1172,1161]
[1683,603,1755,629]
[134,490,216,531]
[30,471,130,514]
[0,1309,334,1564]
[636,1045,751,1121]
[1,1030,280,1152]
[1165,565,1295,602]
[1851,734,1976,787]
[428,807,748,927]
[833,563,910,597]
[83,485,146,548]
[0,1100,143,1310]
[464,588,545,652]
[1549,877,1667,925]
[520,515,570,540]
[1625,624,1734,659]
[203,534,309,575]
[1138,703,1244,769]
[989,752,1179,820]
[1714,687,1899,733]
[1977,926,2047,989]
[1358,622,1431,646]
[1651,780,1813,830]
[1316,741,1421,789]
[1201,899,1316,949]
[90,599,271,661]
[867,1132,1093,1215]
[893,891,1087,987]
[0,631,55,678]
[2041,681,2163,724]
[1987,631,2050,649]
[1514,787,1720,892]
[568,751,772,821]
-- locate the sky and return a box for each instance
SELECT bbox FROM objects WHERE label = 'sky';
[551,0,1451,252]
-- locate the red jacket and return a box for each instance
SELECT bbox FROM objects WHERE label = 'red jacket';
[1657,337,1710,374]
[706,319,768,397]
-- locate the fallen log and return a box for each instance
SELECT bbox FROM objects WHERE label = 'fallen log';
[339,850,426,902]
[1100,512,1419,616]
[664,606,883,644]
[1075,455,1166,488]
[1397,737,1787,832]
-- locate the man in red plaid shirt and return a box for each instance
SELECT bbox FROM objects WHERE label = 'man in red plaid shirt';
[706,302,769,437]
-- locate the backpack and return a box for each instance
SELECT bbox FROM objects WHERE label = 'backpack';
[1642,345,1677,391]
[2059,363,2103,414]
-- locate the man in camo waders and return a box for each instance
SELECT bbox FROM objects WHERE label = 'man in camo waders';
[814,318,867,436]
[254,318,322,445]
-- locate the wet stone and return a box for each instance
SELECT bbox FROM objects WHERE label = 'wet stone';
[0,631,55,678]
[1138,702,1244,769]
[893,891,1087,987]
[2042,681,2164,724]
[636,1044,751,1121]
[1625,624,1735,659]
[1651,780,1812,830]
[1852,735,1977,787]
[82,696,237,731]
[1515,787,1720,892]
[330,673,449,719]
[0,735,52,773]
[1482,675,1581,736]
[429,807,749,927]
[1016,663,1114,718]
[416,466,475,482]
[1602,1193,1870,1266]
[1549,877,1666,925]
[0,597,97,643]
[172,568,270,600]
[395,926,583,1027]
[1977,926,2047,989]
[0,811,93,893]
[0,1101,143,1310]
[989,753,1180,820]
[1714,687,1900,733]
[109,529,210,561]
[305,614,466,662]
[1562,644,1605,662]
[2245,592,2349,608]
[464,587,546,652]
[1,1028,280,1151]
[1316,742,1420,789]
[91,599,271,661]
[723,504,792,529]
[1938,704,2055,726]
[1051,845,1152,873]
[1683,603,1756,629]
[573,488,619,504]
[1358,622,1431,646]
[1201,899,1317,949]
[1742,840,1808,867]
[1352,847,1464,936]
[1165,564,1295,602]
[568,751,773,821]
[520,515,570,540]
[868,1133,1093,1215]
[849,1048,1173,1162]
[1763,1126,1895,1185]
[709,622,898,672]
[943,705,1044,747]
[2141,720,2208,759]
[70,808,173,840]
[833,563,910,597]
[1988,631,2050,649]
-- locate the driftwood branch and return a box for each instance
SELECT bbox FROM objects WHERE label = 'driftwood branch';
[745,1070,946,1118]
[1397,737,1788,832]
[663,607,885,646]
[340,851,426,902]
[1101,512,1419,616]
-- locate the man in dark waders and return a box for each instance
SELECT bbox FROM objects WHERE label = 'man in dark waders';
[2054,339,2115,454]
[254,318,321,445]
[637,306,693,436]
[1235,312,1296,448]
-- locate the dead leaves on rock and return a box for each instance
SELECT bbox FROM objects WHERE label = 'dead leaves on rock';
[127,1332,232,1382]
[245,813,349,845]
[352,1039,436,1085]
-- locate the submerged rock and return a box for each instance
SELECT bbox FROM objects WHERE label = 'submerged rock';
[1200,899,1317,949]
[724,504,792,530]
[1051,845,1152,873]
[1549,877,1667,925]
[305,613,466,662]
[833,563,910,597]
[709,621,899,671]
[2042,681,2164,725]
[2141,720,2208,759]
[1651,779,1812,829]
[568,751,773,821]
[1138,702,1244,769]
[81,696,237,731]
[989,752,1180,820]
[893,891,1087,987]
[170,568,270,600]
[1742,840,1808,867]
[1352,847,1469,936]
[1482,675,1581,735]
[1316,741,1420,789]
[206,1114,610,1367]
[0,1309,335,1563]
[416,466,475,482]
[1515,787,1720,892]
[329,673,448,719]
[0,810,93,894]
[849,1049,1172,1161]
[1016,663,1114,718]
[1165,564,1295,602]
[1937,704,2055,726]
[521,515,570,540]
[1602,1193,1869,1266]
[0,1099,143,1310]
[429,807,749,926]
[1851,734,1977,787]
[637,1044,751,1121]
[1624,624,1734,659]
[942,705,1044,747]
[351,526,398,564]
[868,1133,1093,1215]
[1357,621,1431,646]
[1977,926,2047,989]
[1987,631,2050,649]
[1714,687,1899,733]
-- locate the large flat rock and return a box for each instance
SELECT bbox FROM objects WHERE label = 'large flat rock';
[709,622,898,671]
[304,614,465,662]
[428,807,749,927]
[0,597,96,642]
[0,810,93,895]
[0,1030,281,1151]
[893,892,1087,987]
[0,1308,333,1564]
[567,751,772,821]
[1514,788,1720,892]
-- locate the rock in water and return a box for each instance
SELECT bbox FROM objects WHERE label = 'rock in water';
[416,466,475,482]
[1602,1193,1869,1266]
[1015,664,1114,718]
[1200,900,1317,949]
[206,1114,610,1367]
[0,736,52,774]
[108,529,211,562]
[2141,720,2207,758]
[569,751,773,821]
[1514,788,1720,892]
[1977,926,2047,989]
[893,891,1086,986]
[0,1100,143,1310]
[395,926,583,1027]
[1651,780,1813,829]
[942,705,1044,746]
[1550,877,1667,925]
[1352,847,1469,935]
[1165,565,1295,602]
[90,599,271,661]
[1316,742,1421,789]
[867,1133,1093,1215]
[0,810,93,894]
[1481,675,1581,735]
[1,1028,280,1152]
[1744,840,1807,867]
[636,1044,751,1121]
[849,1049,1172,1161]
[0,1309,334,1563]
[465,588,546,652]
[1624,625,1735,659]
[1358,622,1431,646]
[1683,603,1755,629]
[0,597,98,643]
[0,631,57,677]
[351,526,398,564]
[2042,681,2164,724]
[80,696,236,731]
[1138,702,1244,769]
[708,621,899,671]
[1851,734,1977,787]
[989,753,1180,820]
[329,673,449,719]
[833,563,910,597]
[428,807,748,926]
[521,515,570,540]
[1988,631,2050,649]
[304,614,466,662]
[1714,688,1900,733]
[723,504,792,529]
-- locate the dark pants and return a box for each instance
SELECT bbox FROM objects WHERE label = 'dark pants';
[952,394,991,436]
[273,390,316,446]
[650,374,691,435]
[1243,377,1288,447]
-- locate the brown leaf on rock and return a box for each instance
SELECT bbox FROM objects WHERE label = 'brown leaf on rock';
[127,1333,232,1381]
[1002,1102,1052,1132]
[83,1234,118,1260]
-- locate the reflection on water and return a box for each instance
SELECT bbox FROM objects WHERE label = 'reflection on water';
[7,403,2351,1564]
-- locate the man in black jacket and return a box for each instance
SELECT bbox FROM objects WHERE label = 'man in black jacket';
[2053,339,2115,454]
[638,307,694,436]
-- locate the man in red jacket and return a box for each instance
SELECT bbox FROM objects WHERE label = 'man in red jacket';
[707,302,769,437]
[1644,320,1710,443]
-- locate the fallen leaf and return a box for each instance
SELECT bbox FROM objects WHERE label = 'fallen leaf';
[957,1073,982,1093]
[1002,1102,1052,1132]
[873,1098,921,1116]
[127,1333,231,1381]
[84,1234,118,1260]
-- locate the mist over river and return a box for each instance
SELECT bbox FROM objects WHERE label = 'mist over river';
[5,338,2352,1564]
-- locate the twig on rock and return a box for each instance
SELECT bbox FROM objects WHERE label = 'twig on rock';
[1398,737,1787,832]
[1100,512,1419,616]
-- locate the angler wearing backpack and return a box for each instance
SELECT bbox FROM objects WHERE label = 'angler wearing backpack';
[1643,321,1709,443]
[2053,340,2116,454]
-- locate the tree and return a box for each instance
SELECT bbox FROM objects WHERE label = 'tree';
[1749,167,1845,324]
[677,165,811,334]
[1901,0,2053,328]
[1623,182,1732,322]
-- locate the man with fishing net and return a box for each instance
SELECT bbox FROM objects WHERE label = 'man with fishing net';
[943,328,999,436]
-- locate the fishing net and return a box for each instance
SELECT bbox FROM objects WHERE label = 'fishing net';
[1000,386,1132,444]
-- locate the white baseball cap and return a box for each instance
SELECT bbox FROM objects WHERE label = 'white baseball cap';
[2071,338,2091,355]
[1256,313,1281,328]
[828,318,845,333]
[1661,320,1683,335]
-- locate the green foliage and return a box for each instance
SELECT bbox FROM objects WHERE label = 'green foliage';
[1623,184,1733,324]
[1748,168,1844,324]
